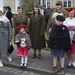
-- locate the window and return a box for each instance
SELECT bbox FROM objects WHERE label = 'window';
[43,0,46,5]
[68,0,71,7]
[42,0,51,7]
[15,0,20,12]
[38,0,40,4]
[0,0,3,9]
[40,0,51,8]
[63,0,71,7]
[47,0,50,4]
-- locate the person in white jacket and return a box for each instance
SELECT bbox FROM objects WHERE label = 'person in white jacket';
[63,8,75,69]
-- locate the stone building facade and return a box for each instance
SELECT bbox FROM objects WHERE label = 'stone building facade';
[1,0,75,13]
[0,0,20,12]
[3,0,15,12]
[35,0,75,8]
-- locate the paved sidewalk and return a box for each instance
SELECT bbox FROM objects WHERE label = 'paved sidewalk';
[2,44,75,75]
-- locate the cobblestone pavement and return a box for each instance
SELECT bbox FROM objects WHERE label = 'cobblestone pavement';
[1,43,75,75]
[0,66,75,75]
[0,67,44,75]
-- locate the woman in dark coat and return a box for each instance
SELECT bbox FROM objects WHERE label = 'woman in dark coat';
[29,6,46,59]
[6,6,12,28]
[13,7,28,36]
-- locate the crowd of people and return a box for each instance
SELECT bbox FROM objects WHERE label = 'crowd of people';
[0,0,75,74]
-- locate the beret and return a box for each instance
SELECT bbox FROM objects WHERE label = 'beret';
[67,8,74,12]
[56,15,65,21]
[18,24,26,30]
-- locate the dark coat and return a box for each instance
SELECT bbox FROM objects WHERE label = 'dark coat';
[44,8,53,20]
[29,15,46,49]
[48,25,71,50]
[6,10,12,27]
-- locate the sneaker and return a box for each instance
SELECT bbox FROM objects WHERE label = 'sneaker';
[53,66,58,73]
[60,68,65,75]
[7,56,12,62]
[0,61,4,67]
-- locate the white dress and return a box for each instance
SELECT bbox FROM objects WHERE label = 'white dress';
[63,17,75,43]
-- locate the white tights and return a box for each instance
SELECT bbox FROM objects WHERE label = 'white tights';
[21,56,28,64]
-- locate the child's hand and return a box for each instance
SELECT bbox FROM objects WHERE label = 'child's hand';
[9,38,12,41]
[20,38,26,41]
[28,47,30,50]
[16,42,21,46]
[40,33,43,35]
[49,28,52,33]
[15,40,21,46]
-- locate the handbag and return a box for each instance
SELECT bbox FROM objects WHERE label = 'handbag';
[8,41,14,54]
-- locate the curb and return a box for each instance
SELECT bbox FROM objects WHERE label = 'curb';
[3,62,74,75]
[3,62,58,75]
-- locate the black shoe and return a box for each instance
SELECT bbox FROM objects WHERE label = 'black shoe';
[20,63,24,68]
[38,54,42,59]
[59,67,66,75]
[67,64,72,68]
[32,54,36,58]
[24,63,27,68]
[53,66,58,73]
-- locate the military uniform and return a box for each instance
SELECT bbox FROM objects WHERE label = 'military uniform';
[13,14,28,35]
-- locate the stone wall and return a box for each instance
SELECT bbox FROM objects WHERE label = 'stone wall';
[3,0,15,12]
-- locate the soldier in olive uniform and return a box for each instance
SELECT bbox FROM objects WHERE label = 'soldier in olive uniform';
[13,7,28,36]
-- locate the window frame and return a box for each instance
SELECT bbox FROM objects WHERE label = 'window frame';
[63,0,72,7]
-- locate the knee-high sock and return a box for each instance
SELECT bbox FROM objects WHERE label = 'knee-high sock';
[21,56,24,64]
[24,56,28,64]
